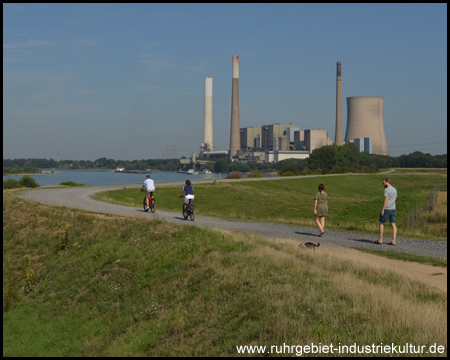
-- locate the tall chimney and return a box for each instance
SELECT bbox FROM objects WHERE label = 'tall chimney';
[203,76,213,151]
[335,61,343,145]
[229,55,240,158]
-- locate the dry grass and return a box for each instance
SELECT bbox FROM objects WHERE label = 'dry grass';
[3,190,447,356]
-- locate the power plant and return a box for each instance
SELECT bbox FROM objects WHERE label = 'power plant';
[196,58,389,163]
[334,61,343,145]
[229,55,240,159]
[345,96,389,156]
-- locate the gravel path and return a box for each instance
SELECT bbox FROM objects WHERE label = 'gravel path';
[18,180,447,259]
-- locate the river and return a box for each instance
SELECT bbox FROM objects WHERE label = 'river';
[3,169,274,187]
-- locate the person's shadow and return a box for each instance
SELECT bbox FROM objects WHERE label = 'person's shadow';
[295,231,317,237]
[348,238,375,244]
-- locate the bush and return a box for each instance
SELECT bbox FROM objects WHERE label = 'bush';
[3,179,19,189]
[280,171,296,177]
[247,171,263,178]
[226,172,242,179]
[59,181,84,186]
[17,175,39,188]
[278,163,300,176]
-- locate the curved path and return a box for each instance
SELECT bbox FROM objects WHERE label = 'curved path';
[18,180,447,259]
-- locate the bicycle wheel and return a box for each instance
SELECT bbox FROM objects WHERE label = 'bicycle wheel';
[189,211,194,221]
[150,198,155,213]
[143,197,149,212]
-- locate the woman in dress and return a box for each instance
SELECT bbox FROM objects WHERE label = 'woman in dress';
[314,184,328,237]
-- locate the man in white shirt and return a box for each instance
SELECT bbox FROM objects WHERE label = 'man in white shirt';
[141,175,155,210]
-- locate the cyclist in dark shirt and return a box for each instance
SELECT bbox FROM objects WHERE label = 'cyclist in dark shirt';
[178,180,194,212]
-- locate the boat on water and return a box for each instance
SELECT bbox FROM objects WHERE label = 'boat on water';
[202,169,212,174]
[186,169,199,175]
[114,167,151,174]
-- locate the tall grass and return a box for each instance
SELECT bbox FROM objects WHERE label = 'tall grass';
[94,173,447,240]
[3,191,447,356]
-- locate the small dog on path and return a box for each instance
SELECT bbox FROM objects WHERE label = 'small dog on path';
[299,242,320,251]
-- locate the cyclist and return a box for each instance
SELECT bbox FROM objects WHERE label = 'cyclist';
[141,175,155,211]
[178,179,194,212]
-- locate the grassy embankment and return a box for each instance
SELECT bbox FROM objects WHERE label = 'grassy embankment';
[94,173,447,241]
[3,184,447,356]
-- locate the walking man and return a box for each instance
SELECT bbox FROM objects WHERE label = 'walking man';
[373,178,397,245]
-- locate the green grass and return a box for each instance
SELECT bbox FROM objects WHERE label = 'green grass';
[93,173,447,240]
[3,191,447,356]
[351,247,447,267]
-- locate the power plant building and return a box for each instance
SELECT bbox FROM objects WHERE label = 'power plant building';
[345,96,388,156]
[261,123,290,151]
[350,137,373,154]
[240,126,261,151]
[304,129,332,154]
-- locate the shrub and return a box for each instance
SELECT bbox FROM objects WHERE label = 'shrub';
[278,163,300,176]
[17,175,39,188]
[59,181,84,186]
[3,179,19,189]
[280,171,296,177]
[226,172,242,179]
[247,171,263,178]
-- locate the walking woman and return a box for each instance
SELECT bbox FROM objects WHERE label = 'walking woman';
[314,184,328,237]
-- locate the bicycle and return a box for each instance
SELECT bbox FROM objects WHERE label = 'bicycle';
[141,189,155,213]
[179,195,194,221]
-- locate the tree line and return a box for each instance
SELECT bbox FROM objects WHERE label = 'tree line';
[3,148,447,176]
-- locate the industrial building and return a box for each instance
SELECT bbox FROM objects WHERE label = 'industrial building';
[345,96,388,156]
[240,126,261,151]
[304,129,333,154]
[350,137,373,154]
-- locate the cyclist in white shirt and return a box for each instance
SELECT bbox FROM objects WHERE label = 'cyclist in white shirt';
[141,175,155,210]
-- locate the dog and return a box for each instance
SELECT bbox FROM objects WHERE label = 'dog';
[298,242,320,251]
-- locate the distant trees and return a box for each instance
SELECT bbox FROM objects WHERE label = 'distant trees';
[2,151,447,177]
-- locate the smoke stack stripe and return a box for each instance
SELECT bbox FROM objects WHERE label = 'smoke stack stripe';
[335,61,343,145]
[229,55,240,158]
[203,76,213,151]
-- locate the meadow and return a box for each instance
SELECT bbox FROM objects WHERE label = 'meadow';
[94,172,447,240]
[3,182,447,356]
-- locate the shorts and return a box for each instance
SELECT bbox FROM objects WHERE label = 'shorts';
[146,191,154,198]
[184,194,194,203]
[379,209,396,224]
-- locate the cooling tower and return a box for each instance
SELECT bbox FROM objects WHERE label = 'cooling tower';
[345,96,389,156]
[229,55,240,158]
[203,76,213,151]
[334,61,343,145]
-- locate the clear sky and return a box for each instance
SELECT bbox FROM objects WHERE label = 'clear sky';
[3,3,447,161]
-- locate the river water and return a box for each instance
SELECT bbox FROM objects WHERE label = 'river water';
[3,169,274,187]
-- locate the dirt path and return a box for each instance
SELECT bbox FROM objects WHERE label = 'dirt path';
[18,182,447,293]
[326,246,447,292]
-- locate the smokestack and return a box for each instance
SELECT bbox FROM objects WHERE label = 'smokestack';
[229,55,240,158]
[203,76,213,151]
[335,61,343,145]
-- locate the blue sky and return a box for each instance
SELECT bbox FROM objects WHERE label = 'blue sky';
[3,3,447,160]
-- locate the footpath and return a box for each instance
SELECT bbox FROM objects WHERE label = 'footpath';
[18,181,447,292]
